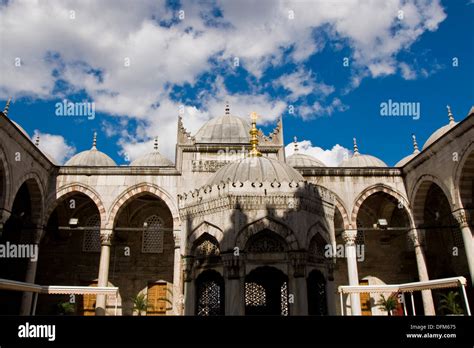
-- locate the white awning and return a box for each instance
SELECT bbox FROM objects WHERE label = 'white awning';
[0,278,118,295]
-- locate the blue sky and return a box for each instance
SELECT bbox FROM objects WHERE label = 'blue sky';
[1,0,473,166]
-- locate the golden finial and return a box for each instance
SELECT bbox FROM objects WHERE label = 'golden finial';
[225,101,230,115]
[35,134,40,147]
[249,111,261,157]
[92,132,97,149]
[353,137,359,156]
[447,105,455,124]
[412,133,419,154]
[3,98,11,116]
[293,136,299,152]
[154,136,158,151]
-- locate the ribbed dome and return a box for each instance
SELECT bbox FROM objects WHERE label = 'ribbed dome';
[195,113,250,144]
[287,153,326,167]
[130,138,173,166]
[65,133,116,166]
[206,156,304,186]
[423,106,458,150]
[339,138,387,168]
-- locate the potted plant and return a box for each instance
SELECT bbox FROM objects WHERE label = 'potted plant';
[131,293,149,316]
[438,291,464,315]
[57,301,76,315]
[376,293,398,316]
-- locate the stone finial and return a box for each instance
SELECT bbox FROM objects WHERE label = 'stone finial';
[353,137,359,156]
[3,98,11,116]
[92,132,97,149]
[293,136,299,152]
[35,134,40,147]
[154,136,158,151]
[447,105,455,125]
[412,133,420,154]
[225,101,230,115]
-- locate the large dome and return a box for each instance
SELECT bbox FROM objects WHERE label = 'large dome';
[65,133,116,166]
[206,156,304,186]
[339,138,387,168]
[287,153,326,167]
[195,105,250,144]
[130,138,173,166]
[423,106,457,150]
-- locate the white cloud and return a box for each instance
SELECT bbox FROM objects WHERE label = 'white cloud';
[33,130,76,164]
[399,62,417,80]
[274,68,334,101]
[285,140,351,167]
[298,98,348,119]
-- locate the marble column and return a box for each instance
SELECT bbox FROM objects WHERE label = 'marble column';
[172,230,183,315]
[342,230,361,315]
[408,228,435,315]
[289,251,308,315]
[183,256,195,315]
[95,228,112,316]
[20,226,43,315]
[454,210,474,286]
[223,254,244,315]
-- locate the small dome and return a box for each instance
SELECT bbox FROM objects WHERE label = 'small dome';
[339,138,387,168]
[287,153,326,167]
[206,156,304,186]
[395,134,420,167]
[423,106,458,150]
[65,132,116,166]
[130,137,173,166]
[195,104,250,143]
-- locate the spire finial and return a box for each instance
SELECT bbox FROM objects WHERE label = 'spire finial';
[353,137,359,156]
[412,133,419,154]
[249,112,261,157]
[35,134,40,147]
[92,132,97,149]
[3,98,11,116]
[447,105,455,124]
[225,101,230,115]
[293,136,299,152]
[154,136,158,151]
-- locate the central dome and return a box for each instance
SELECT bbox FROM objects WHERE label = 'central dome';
[206,156,304,186]
[195,106,251,143]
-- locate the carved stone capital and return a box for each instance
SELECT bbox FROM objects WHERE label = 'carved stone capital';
[290,251,307,278]
[182,256,195,282]
[100,229,113,246]
[173,230,181,248]
[342,230,358,246]
[407,229,421,247]
[222,253,241,279]
[453,210,469,228]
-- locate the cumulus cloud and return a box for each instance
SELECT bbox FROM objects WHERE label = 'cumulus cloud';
[285,140,351,167]
[298,98,348,119]
[274,68,334,101]
[33,130,76,164]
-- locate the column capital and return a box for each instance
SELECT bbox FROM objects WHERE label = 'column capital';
[342,229,358,246]
[182,256,195,282]
[453,209,469,228]
[289,251,307,277]
[173,229,181,248]
[100,229,113,246]
[222,253,242,279]
[407,229,421,247]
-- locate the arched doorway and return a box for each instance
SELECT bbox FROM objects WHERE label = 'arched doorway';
[195,270,225,316]
[245,266,289,316]
[112,193,174,315]
[36,192,101,315]
[307,270,328,315]
[0,179,42,314]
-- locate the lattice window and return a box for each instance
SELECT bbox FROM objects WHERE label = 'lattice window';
[452,228,464,248]
[82,215,100,252]
[142,215,164,253]
[356,230,365,245]
[197,280,222,316]
[196,239,220,257]
[245,283,266,307]
[280,282,289,316]
[247,232,286,253]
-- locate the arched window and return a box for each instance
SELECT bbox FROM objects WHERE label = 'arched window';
[82,214,100,252]
[142,215,164,253]
[195,270,224,316]
[309,233,327,261]
[246,229,287,253]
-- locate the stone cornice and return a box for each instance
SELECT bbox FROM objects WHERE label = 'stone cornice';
[57,166,181,176]
[298,167,403,177]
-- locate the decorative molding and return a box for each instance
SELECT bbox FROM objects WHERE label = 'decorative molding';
[192,160,230,172]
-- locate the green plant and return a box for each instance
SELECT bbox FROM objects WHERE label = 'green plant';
[131,293,149,316]
[376,294,398,316]
[438,291,464,315]
[57,301,75,315]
